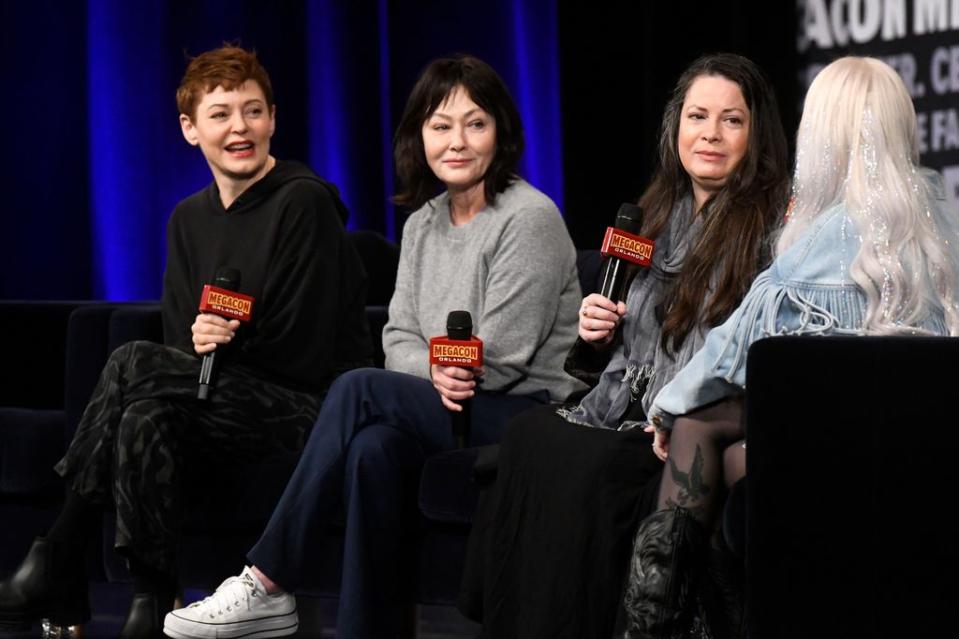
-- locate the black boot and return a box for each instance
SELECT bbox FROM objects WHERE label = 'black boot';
[118,592,175,639]
[696,535,746,639]
[0,538,90,630]
[618,507,707,639]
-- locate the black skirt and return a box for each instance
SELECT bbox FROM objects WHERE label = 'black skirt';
[459,404,663,639]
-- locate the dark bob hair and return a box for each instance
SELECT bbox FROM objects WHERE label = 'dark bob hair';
[392,54,524,210]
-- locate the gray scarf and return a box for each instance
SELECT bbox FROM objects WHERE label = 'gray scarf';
[564,196,707,429]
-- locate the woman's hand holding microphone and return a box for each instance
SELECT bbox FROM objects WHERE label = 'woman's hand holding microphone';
[578,293,626,347]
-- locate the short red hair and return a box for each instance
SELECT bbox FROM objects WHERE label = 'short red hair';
[176,45,274,120]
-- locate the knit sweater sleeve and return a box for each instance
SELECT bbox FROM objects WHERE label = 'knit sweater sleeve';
[382,213,430,379]
[477,204,578,392]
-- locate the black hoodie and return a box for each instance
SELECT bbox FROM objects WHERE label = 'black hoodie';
[161,160,372,394]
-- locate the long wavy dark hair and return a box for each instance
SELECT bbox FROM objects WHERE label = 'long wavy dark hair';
[640,53,790,353]
[392,54,524,210]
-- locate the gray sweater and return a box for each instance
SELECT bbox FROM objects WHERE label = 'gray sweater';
[383,179,584,402]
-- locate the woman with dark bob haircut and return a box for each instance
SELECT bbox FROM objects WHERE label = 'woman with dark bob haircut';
[164,54,584,639]
[393,54,524,210]
[458,53,790,639]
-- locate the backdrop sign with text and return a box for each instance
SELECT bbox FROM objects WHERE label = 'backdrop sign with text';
[797,0,959,209]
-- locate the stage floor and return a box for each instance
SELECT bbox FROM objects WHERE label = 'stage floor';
[0,582,480,638]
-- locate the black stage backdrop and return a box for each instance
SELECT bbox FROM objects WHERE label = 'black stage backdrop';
[796,0,959,212]
[559,2,800,248]
[0,1,799,299]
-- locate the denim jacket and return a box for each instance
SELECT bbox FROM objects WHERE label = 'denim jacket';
[648,171,953,430]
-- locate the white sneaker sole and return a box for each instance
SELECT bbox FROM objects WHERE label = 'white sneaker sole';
[164,610,298,639]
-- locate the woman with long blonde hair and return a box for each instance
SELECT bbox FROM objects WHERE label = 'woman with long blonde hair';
[626,56,959,638]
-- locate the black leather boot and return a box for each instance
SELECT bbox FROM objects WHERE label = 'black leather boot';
[697,535,746,639]
[618,507,707,639]
[118,592,175,639]
[0,538,90,630]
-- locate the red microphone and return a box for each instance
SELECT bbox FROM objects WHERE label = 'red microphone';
[429,310,483,448]
[197,267,255,400]
[599,204,655,302]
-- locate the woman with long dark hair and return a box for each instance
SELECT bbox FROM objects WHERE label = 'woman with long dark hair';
[460,52,791,639]
[625,55,959,639]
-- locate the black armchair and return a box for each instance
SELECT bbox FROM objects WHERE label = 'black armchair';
[0,301,109,577]
[742,335,959,638]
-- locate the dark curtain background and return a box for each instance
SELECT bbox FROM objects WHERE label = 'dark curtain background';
[0,0,796,301]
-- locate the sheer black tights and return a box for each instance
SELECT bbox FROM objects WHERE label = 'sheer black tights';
[656,398,746,528]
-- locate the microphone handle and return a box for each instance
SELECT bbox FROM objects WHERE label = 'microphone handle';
[445,312,473,448]
[197,351,217,400]
[599,258,636,302]
[452,399,471,448]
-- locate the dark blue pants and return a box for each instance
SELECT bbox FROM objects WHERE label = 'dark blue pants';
[247,368,546,638]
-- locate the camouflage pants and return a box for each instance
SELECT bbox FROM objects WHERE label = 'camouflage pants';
[54,340,320,574]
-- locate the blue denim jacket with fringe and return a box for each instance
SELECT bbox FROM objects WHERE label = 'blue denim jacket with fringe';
[648,172,953,431]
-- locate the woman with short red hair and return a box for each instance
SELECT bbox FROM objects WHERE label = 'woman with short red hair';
[0,45,371,638]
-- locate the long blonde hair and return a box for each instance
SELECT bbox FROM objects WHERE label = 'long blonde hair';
[778,56,959,335]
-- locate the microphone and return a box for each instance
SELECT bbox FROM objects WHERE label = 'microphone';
[196,267,255,400]
[446,311,473,449]
[598,204,655,302]
[428,311,484,448]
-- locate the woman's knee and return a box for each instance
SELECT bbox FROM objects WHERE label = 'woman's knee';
[327,367,398,403]
[109,340,166,365]
[324,368,438,423]
[346,425,424,476]
[675,398,744,443]
[503,404,561,442]
[722,440,746,487]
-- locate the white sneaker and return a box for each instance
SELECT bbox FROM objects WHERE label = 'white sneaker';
[163,566,297,638]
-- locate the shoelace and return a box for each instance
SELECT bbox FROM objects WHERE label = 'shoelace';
[188,572,260,619]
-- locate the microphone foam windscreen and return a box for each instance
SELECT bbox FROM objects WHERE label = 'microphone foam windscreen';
[214,267,241,291]
[446,310,473,340]
[614,203,643,235]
